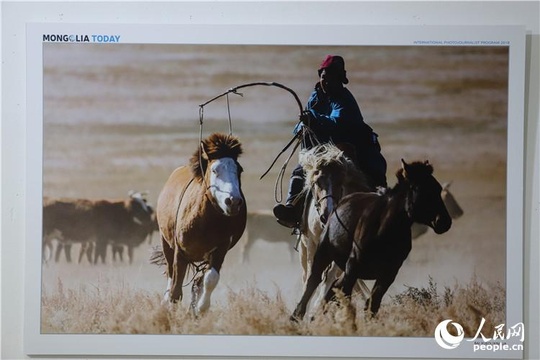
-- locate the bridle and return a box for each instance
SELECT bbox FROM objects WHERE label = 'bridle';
[202,157,244,216]
[310,177,339,224]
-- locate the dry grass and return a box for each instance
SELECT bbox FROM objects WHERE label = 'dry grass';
[41,275,505,337]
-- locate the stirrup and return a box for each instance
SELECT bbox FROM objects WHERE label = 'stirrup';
[276,218,299,229]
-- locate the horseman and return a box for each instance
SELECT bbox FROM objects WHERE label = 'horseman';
[273,55,387,228]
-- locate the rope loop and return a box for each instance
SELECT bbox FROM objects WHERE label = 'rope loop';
[197,81,309,203]
[183,261,209,288]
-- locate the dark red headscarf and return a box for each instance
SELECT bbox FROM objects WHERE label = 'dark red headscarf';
[317,55,349,84]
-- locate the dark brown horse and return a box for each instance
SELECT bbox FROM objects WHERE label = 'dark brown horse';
[155,133,247,315]
[291,160,452,322]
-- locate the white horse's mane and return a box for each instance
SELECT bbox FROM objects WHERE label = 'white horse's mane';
[299,143,364,189]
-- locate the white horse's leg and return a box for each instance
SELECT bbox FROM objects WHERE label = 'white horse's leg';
[305,243,314,284]
[305,204,322,279]
[312,266,370,310]
[196,267,219,315]
[312,262,340,311]
[162,277,173,304]
[305,233,319,283]
[299,236,308,283]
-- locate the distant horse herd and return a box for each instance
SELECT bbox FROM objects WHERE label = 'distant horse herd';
[43,132,464,323]
[42,190,158,265]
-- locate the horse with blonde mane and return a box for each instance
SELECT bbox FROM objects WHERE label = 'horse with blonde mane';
[154,133,247,315]
[297,143,373,309]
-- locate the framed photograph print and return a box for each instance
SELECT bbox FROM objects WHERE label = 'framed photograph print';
[24,23,526,358]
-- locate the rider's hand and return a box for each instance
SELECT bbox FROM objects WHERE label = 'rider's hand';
[299,110,312,126]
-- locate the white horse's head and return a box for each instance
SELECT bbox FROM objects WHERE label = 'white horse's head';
[299,143,352,223]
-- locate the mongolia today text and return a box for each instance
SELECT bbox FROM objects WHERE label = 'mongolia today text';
[42,34,121,43]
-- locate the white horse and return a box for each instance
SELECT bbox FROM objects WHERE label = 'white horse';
[297,143,373,310]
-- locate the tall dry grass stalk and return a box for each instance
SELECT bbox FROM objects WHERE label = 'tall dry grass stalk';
[41,275,505,337]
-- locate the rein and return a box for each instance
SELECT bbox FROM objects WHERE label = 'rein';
[270,126,323,203]
[170,177,208,288]
[203,174,244,217]
[309,183,329,217]
[184,260,209,289]
[314,194,335,215]
[171,178,218,289]
[173,177,195,235]
[272,135,302,203]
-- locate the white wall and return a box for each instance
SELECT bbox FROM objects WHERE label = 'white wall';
[2,1,539,359]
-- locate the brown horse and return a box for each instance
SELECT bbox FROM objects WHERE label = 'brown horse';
[291,160,452,322]
[156,133,247,315]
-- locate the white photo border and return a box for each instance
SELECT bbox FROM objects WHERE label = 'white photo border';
[25,23,526,359]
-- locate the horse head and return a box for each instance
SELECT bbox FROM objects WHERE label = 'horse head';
[398,159,452,234]
[190,133,244,216]
[127,190,154,226]
[299,143,355,223]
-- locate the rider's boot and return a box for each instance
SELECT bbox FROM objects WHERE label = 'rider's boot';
[273,175,305,228]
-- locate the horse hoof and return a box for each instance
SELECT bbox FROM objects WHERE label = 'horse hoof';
[289,315,300,323]
[364,310,377,320]
[161,299,176,311]
[188,306,199,319]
